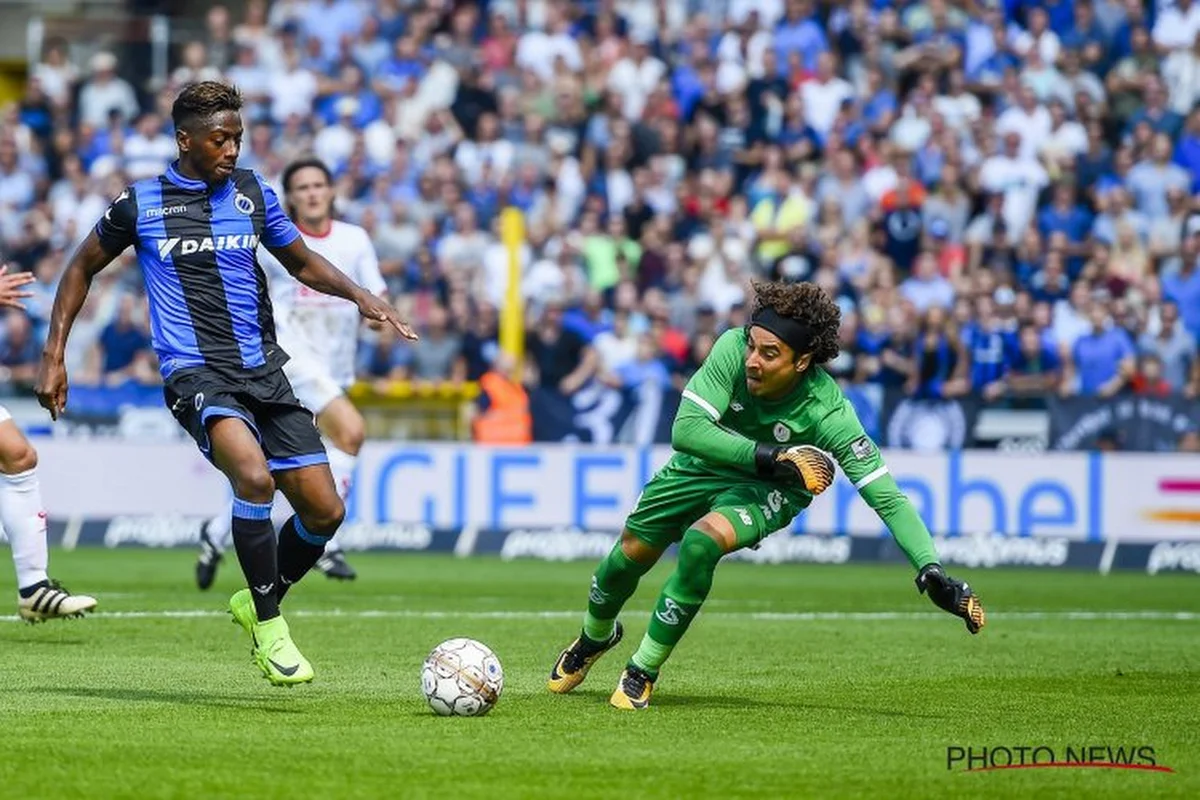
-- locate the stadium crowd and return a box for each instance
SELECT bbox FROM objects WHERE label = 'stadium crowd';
[1,0,1199,414]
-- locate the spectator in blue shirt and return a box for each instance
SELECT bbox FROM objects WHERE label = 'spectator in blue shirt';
[1036,184,1094,244]
[1075,121,1114,194]
[1125,78,1183,140]
[1038,183,1092,256]
[775,0,828,72]
[992,322,1063,400]
[316,65,383,127]
[908,306,970,400]
[1030,250,1073,303]
[1127,133,1192,220]
[1162,236,1200,339]
[1061,1,1109,72]
[358,323,414,382]
[1174,108,1200,192]
[1066,304,1136,396]
[97,295,154,385]
[375,36,427,96]
[302,0,367,63]
[967,21,1019,88]
[965,295,1010,395]
[1139,301,1200,396]
[0,309,39,387]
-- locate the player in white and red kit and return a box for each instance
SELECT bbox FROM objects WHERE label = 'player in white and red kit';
[0,266,97,620]
[195,157,388,587]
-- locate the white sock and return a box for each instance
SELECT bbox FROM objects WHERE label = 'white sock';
[323,445,357,555]
[1,468,49,592]
[205,502,234,551]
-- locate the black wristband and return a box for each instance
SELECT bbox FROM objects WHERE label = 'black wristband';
[754,444,781,478]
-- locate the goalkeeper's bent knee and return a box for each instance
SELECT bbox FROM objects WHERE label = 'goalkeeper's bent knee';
[672,527,726,605]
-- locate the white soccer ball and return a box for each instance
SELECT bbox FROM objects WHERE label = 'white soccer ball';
[421,638,504,717]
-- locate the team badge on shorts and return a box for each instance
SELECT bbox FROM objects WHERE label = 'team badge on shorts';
[773,422,791,442]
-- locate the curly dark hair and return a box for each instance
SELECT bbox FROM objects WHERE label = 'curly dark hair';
[172,81,243,132]
[752,280,842,365]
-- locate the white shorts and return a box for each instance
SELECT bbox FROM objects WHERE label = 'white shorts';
[0,405,10,423]
[283,357,344,415]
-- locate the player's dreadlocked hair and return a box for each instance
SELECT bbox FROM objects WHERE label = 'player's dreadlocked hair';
[751,281,842,365]
[172,81,243,132]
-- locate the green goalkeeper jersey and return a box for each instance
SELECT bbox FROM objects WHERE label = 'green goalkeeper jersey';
[670,327,939,569]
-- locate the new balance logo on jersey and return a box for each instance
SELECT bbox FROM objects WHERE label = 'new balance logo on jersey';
[155,234,261,259]
[655,598,688,626]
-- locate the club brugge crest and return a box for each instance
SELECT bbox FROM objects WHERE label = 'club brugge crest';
[773,422,791,442]
[234,193,255,215]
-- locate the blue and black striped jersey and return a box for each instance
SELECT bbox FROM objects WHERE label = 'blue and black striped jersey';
[94,161,300,379]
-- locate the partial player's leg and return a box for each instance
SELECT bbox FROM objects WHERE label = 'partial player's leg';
[612,485,804,710]
[547,530,663,693]
[210,418,317,687]
[165,370,312,685]
[194,365,353,588]
[548,463,707,694]
[253,368,343,602]
[0,413,96,622]
[194,500,231,590]
[208,417,282,617]
[312,394,364,580]
[226,370,338,685]
[273,463,345,601]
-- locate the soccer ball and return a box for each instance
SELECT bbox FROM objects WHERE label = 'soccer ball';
[421,638,504,717]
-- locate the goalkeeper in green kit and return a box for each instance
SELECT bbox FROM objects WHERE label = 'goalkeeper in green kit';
[546,281,986,710]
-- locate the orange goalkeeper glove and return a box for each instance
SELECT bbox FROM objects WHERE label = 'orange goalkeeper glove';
[754,444,836,495]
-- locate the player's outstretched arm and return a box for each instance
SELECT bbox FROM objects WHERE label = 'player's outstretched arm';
[269,238,418,342]
[856,464,985,633]
[36,231,119,420]
[816,403,985,634]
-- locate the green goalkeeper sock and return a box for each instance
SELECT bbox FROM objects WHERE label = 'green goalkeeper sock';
[583,540,653,643]
[632,528,724,676]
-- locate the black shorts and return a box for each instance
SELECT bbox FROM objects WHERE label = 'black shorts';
[163,367,328,472]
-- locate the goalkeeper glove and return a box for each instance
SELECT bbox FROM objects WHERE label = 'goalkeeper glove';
[915,563,986,634]
[754,444,836,495]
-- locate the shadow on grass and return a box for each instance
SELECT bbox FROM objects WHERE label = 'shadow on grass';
[29,686,307,714]
[549,691,950,718]
[0,636,87,646]
[655,696,949,719]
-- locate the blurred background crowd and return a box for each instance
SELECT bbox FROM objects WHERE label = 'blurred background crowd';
[1,0,1199,429]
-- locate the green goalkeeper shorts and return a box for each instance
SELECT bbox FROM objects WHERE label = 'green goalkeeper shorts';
[624,459,811,550]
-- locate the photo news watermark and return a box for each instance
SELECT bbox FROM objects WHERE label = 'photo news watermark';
[947,745,1175,773]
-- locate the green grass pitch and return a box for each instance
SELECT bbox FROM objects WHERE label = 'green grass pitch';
[1,549,1197,798]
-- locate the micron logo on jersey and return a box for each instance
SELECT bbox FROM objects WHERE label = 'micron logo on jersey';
[144,204,188,218]
[154,234,261,259]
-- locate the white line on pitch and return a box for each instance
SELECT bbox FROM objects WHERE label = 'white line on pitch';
[2,609,1198,623]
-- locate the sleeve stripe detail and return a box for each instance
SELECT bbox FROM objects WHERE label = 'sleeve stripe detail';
[854,465,890,490]
[681,389,721,420]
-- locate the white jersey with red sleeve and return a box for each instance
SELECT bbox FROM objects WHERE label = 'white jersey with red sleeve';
[262,220,387,391]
